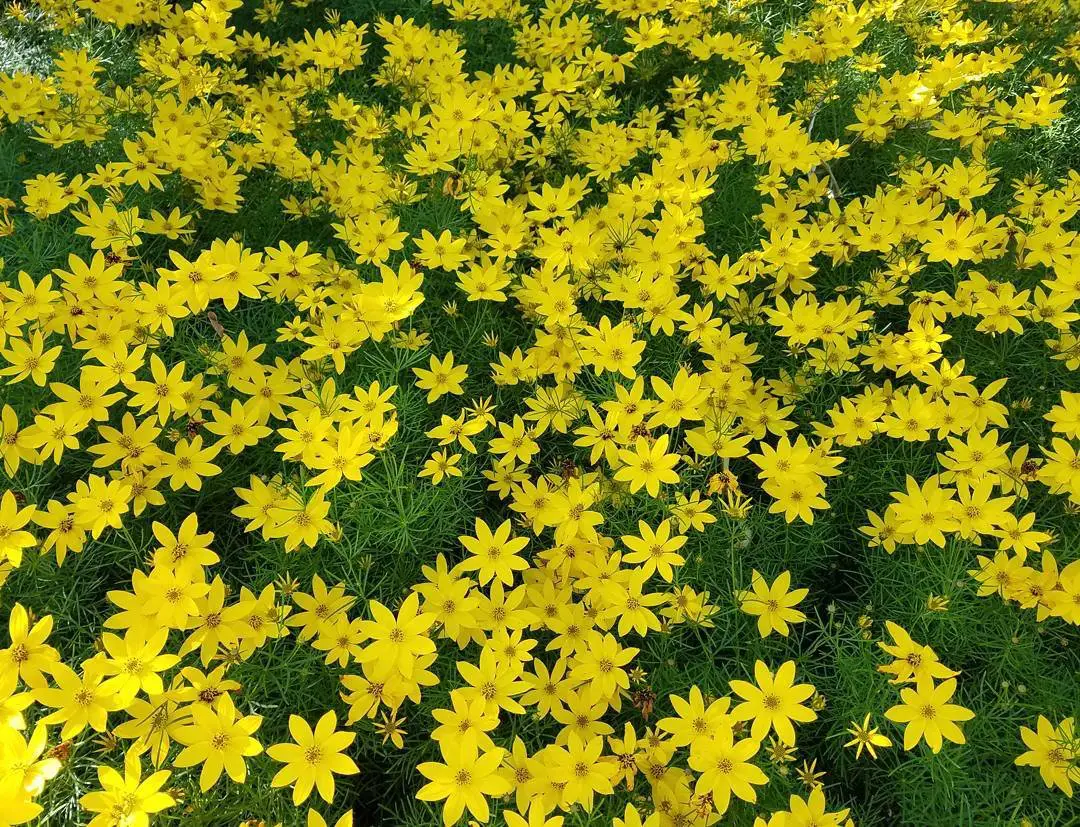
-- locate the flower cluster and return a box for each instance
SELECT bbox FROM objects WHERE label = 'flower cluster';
[0,0,1078,824]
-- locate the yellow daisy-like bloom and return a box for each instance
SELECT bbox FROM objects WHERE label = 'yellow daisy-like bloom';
[736,569,808,638]
[267,711,359,805]
[730,660,818,745]
[885,676,975,753]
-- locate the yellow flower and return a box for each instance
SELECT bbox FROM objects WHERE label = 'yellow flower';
[0,330,63,385]
[417,740,510,826]
[306,808,354,827]
[844,714,893,759]
[1,604,60,691]
[657,685,732,749]
[267,711,359,805]
[71,474,131,538]
[885,677,975,753]
[614,434,681,497]
[504,803,565,827]
[777,786,850,827]
[419,449,463,484]
[81,748,174,827]
[264,491,334,552]
[877,621,958,685]
[730,660,818,745]
[457,518,530,586]
[488,415,539,465]
[97,629,179,705]
[688,724,769,814]
[34,663,120,739]
[621,519,687,582]
[0,490,36,566]
[356,592,436,680]
[737,570,808,638]
[1015,715,1078,796]
[174,695,263,790]
[412,352,468,403]
[414,229,469,272]
[374,711,407,749]
[613,803,659,827]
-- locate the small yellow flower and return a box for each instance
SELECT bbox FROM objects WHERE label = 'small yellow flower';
[419,450,463,485]
[844,714,893,759]
[373,712,407,750]
[926,594,950,612]
[796,758,826,790]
